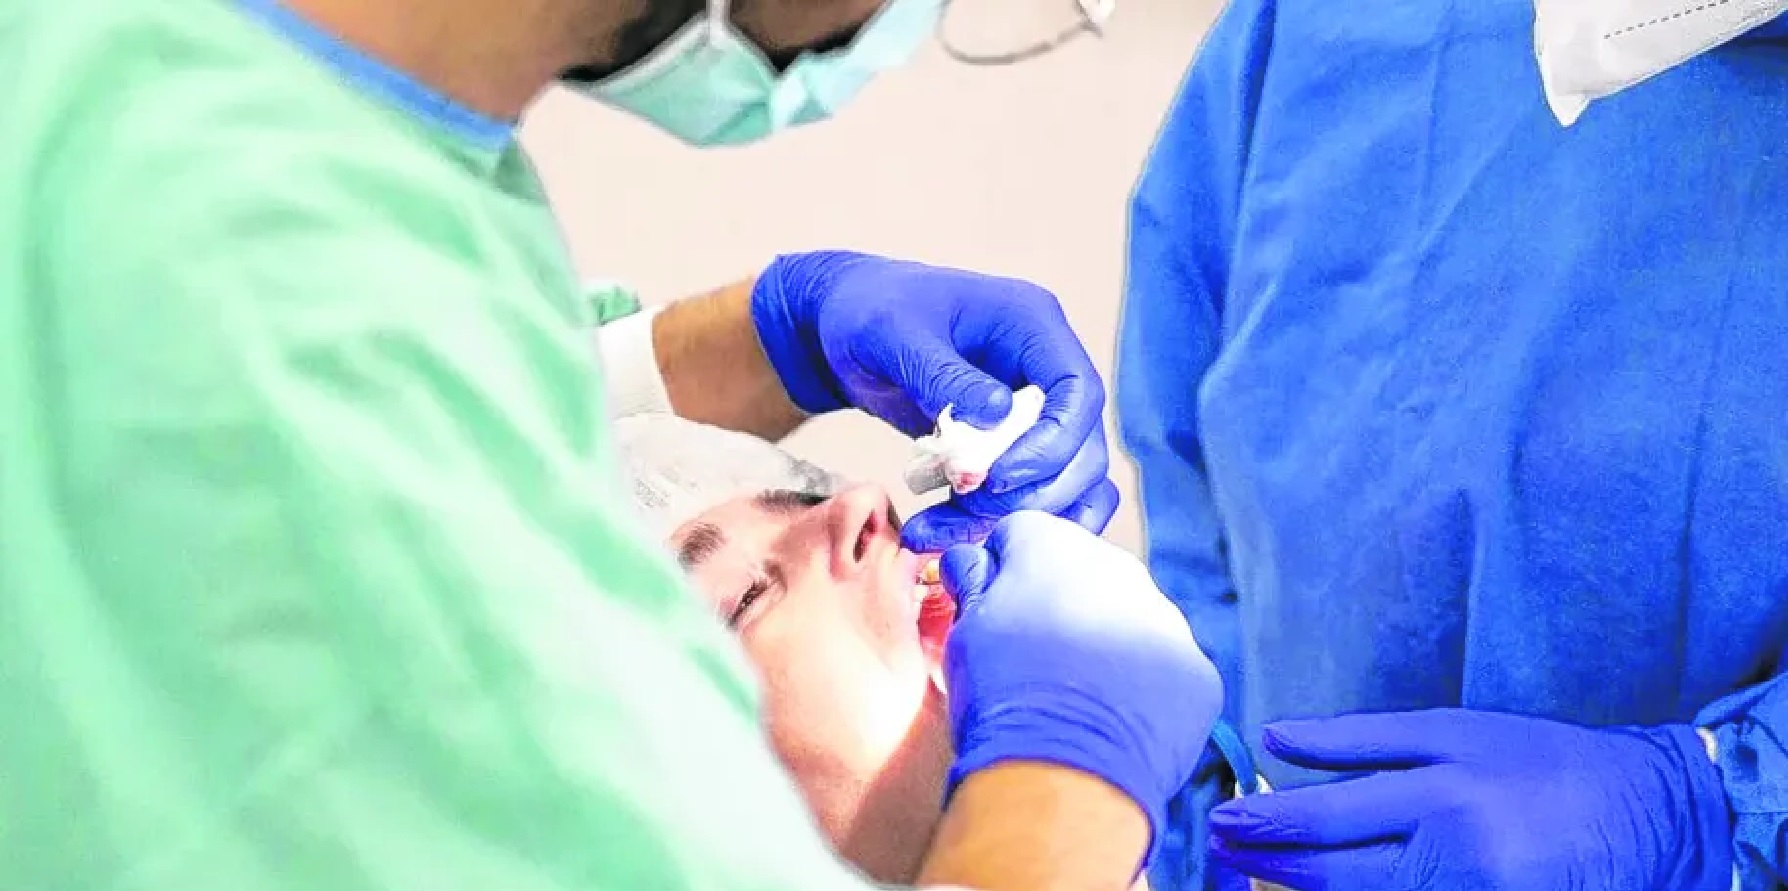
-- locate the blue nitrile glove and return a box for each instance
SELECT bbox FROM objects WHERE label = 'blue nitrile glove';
[939,511,1223,868]
[750,251,1117,551]
[1208,709,1734,891]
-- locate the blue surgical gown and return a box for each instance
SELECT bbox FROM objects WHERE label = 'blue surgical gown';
[1117,2,1788,888]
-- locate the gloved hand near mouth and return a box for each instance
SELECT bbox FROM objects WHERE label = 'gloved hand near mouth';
[749,251,1119,552]
[938,512,1225,871]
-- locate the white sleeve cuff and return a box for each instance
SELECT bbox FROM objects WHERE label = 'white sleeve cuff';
[596,306,673,419]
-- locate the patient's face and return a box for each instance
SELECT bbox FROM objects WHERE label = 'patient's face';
[671,483,954,881]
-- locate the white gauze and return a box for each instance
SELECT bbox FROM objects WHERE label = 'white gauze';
[904,385,1048,495]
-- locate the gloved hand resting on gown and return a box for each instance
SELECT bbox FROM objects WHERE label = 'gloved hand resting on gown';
[1208,709,1733,891]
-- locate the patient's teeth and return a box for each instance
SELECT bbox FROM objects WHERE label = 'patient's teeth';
[918,558,941,586]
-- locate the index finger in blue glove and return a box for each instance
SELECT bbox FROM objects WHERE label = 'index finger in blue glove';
[982,351,1106,494]
[1208,769,1435,848]
[891,332,1016,433]
[901,502,993,552]
[939,541,998,616]
[955,427,1111,519]
[928,279,1066,429]
[1058,477,1120,533]
[1264,709,1495,772]
[1210,835,1404,891]
[901,474,1118,552]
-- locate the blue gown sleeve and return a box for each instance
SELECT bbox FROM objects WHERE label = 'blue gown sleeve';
[1116,0,1275,724]
[1699,669,1788,888]
[1116,5,1276,889]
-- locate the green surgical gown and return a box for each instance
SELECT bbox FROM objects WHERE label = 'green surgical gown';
[0,0,869,888]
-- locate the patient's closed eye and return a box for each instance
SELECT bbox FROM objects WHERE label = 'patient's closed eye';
[728,557,790,629]
[728,578,771,629]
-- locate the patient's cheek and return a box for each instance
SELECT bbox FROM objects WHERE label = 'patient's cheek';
[743,631,861,746]
[751,664,845,773]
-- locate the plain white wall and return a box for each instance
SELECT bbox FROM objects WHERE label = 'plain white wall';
[522,0,1221,552]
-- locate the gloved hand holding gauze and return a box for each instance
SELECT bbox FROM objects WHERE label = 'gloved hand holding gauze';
[904,385,1047,495]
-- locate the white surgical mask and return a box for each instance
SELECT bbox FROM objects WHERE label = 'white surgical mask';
[578,0,943,147]
[1533,0,1788,126]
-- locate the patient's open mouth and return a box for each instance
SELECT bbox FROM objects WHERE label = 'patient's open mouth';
[913,555,956,645]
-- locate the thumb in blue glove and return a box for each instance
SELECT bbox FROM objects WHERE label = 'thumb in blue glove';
[938,511,1224,869]
[750,251,1117,549]
[1207,709,1733,891]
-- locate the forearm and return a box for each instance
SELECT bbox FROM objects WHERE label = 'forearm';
[918,762,1150,891]
[594,276,804,437]
[654,278,806,439]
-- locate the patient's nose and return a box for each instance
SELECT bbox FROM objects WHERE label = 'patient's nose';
[825,484,897,578]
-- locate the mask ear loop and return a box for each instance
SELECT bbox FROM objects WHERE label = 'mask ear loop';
[937,0,1115,65]
[703,0,731,44]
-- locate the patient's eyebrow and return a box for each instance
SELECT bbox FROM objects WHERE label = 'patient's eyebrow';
[753,489,828,515]
[677,522,726,569]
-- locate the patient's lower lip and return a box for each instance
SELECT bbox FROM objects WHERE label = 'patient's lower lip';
[909,552,953,636]
[917,584,957,643]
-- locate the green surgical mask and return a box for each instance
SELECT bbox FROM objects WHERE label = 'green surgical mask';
[578,0,944,148]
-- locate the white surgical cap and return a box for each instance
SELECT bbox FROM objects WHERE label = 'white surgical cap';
[613,413,842,541]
